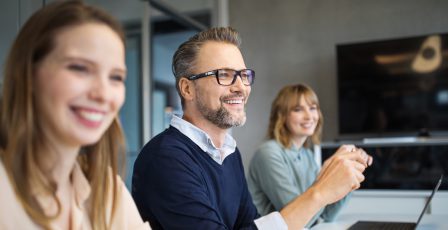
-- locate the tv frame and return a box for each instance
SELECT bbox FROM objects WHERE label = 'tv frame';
[335,33,448,141]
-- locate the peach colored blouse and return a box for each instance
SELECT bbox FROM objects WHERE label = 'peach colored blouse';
[0,160,150,230]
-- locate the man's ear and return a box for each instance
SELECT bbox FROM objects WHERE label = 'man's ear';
[179,78,195,101]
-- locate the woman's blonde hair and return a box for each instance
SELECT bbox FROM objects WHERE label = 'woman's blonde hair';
[0,1,126,229]
[267,84,323,148]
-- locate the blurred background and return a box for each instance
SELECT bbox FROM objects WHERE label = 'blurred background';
[1,1,448,194]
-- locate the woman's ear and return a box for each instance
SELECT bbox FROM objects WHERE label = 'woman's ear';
[179,78,194,101]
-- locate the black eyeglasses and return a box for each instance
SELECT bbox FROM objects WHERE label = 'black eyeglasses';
[186,68,255,86]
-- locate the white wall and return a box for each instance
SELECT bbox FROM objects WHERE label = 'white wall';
[228,0,448,171]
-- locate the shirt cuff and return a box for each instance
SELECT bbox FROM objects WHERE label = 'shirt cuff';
[254,211,288,230]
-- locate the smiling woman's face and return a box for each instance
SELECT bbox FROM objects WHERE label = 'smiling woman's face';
[34,22,126,148]
[286,96,319,141]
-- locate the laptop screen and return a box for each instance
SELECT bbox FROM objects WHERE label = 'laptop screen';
[348,174,444,230]
[415,174,443,226]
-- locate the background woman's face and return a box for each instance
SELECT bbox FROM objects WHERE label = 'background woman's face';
[34,22,126,148]
[286,96,319,140]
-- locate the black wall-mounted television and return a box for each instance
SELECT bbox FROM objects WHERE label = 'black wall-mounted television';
[337,33,448,138]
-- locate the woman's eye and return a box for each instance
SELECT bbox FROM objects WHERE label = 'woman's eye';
[110,74,125,82]
[68,64,88,72]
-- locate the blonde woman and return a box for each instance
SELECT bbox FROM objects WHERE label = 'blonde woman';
[248,84,353,228]
[0,1,149,229]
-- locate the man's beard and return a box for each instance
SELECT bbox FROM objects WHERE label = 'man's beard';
[196,93,247,129]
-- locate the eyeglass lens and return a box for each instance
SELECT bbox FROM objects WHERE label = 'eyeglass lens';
[217,69,254,86]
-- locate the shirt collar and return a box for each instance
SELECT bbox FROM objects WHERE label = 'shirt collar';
[283,142,305,160]
[170,115,236,164]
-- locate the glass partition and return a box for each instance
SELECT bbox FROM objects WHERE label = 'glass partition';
[85,0,222,188]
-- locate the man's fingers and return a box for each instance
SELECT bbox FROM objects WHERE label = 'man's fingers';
[340,144,356,152]
[352,171,365,190]
[351,181,361,190]
[352,161,367,173]
[339,149,372,167]
[330,145,373,168]
[367,155,373,166]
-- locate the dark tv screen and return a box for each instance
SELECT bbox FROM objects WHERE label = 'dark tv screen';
[337,33,448,137]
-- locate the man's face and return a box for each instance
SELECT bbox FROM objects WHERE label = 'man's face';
[191,41,251,129]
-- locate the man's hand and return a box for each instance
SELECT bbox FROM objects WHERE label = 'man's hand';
[280,145,373,229]
[315,144,373,204]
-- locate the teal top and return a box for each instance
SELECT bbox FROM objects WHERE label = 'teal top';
[247,140,349,228]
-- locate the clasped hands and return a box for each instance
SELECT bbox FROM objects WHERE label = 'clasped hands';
[314,145,373,205]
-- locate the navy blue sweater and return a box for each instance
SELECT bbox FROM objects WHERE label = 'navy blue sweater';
[132,126,259,230]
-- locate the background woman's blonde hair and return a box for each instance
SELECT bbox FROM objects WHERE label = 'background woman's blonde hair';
[0,1,126,229]
[267,84,323,148]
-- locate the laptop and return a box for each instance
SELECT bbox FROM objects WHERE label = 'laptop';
[348,174,443,230]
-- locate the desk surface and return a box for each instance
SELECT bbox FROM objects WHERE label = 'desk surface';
[311,214,448,230]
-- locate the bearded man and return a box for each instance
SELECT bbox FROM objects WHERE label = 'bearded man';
[132,27,372,230]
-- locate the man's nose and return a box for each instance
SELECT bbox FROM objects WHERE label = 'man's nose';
[231,74,246,90]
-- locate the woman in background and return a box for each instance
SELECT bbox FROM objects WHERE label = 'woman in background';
[0,1,149,229]
[248,84,350,228]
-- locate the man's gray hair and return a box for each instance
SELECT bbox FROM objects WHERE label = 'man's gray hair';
[172,27,241,107]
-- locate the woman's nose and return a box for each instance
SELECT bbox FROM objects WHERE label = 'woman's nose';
[89,76,111,102]
[303,109,311,119]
